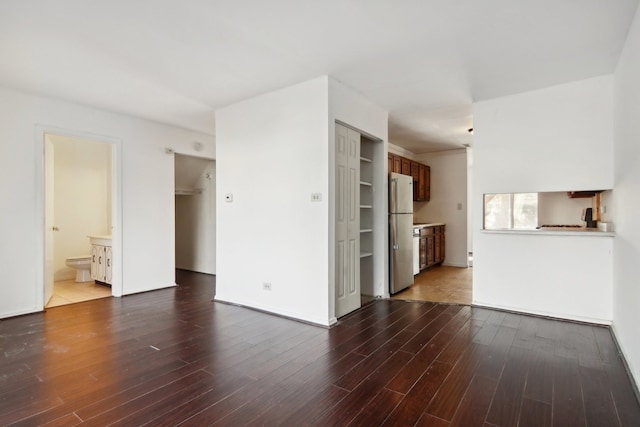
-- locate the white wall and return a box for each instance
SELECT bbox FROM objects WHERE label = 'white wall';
[467,148,473,254]
[612,4,640,388]
[51,135,111,281]
[474,233,612,323]
[474,75,614,193]
[328,78,389,309]
[388,142,415,159]
[0,86,214,318]
[473,76,614,323]
[215,77,331,325]
[215,76,387,326]
[175,160,216,274]
[599,190,614,223]
[414,149,468,267]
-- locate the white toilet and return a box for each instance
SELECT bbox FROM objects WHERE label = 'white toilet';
[65,256,92,282]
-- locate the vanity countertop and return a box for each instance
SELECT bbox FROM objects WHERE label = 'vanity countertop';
[89,235,112,240]
[89,235,112,245]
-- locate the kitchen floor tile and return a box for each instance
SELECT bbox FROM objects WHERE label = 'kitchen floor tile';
[391,265,472,305]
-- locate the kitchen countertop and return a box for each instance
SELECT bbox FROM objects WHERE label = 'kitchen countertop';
[481,228,615,237]
[413,222,445,228]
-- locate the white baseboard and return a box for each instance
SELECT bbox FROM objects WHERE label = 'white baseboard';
[443,262,470,268]
[610,324,640,403]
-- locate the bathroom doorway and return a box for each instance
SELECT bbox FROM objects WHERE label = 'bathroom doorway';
[173,154,216,292]
[42,131,120,308]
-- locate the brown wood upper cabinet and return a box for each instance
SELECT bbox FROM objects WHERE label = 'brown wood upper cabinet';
[419,164,430,201]
[388,153,430,201]
[392,155,402,174]
[567,191,601,198]
[401,157,411,176]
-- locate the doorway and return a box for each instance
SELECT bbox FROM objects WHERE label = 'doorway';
[389,147,474,305]
[40,129,121,308]
[173,154,216,289]
[334,122,385,319]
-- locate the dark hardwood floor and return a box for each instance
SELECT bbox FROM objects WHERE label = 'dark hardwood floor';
[1,270,639,426]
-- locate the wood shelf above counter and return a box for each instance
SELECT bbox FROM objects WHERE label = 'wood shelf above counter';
[388,153,430,201]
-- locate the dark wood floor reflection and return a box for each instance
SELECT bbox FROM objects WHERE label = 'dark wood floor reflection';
[1,270,639,426]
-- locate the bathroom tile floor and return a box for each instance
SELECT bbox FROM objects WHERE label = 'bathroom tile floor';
[45,279,112,308]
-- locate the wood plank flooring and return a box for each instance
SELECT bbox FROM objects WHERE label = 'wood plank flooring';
[1,270,639,426]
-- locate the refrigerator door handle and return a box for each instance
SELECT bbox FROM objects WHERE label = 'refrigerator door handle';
[393,214,399,250]
[390,177,396,213]
[393,177,398,213]
[390,177,397,249]
[393,177,400,249]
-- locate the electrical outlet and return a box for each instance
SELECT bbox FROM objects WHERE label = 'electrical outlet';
[225,193,233,203]
[311,193,322,202]
[263,282,272,291]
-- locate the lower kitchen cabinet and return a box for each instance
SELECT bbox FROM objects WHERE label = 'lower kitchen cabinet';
[419,236,427,270]
[418,224,445,271]
[427,234,435,265]
[435,226,445,263]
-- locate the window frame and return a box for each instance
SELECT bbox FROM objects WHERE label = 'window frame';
[483,192,538,230]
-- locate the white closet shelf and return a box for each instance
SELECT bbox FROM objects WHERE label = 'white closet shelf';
[360,205,373,209]
[360,181,372,186]
[360,252,373,258]
[360,156,372,163]
[175,188,203,196]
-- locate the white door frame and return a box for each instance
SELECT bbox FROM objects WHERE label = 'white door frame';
[173,153,217,276]
[35,125,124,308]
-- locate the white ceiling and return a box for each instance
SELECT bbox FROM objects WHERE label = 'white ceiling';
[1,0,637,153]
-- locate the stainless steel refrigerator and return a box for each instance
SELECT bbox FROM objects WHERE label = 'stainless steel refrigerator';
[389,172,414,294]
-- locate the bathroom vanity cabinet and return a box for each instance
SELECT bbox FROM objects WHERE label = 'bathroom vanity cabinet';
[90,235,112,285]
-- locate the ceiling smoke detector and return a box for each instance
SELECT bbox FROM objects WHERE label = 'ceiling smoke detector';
[468,128,473,134]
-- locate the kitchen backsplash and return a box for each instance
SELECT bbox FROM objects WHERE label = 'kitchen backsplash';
[538,192,592,224]
[535,190,613,225]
